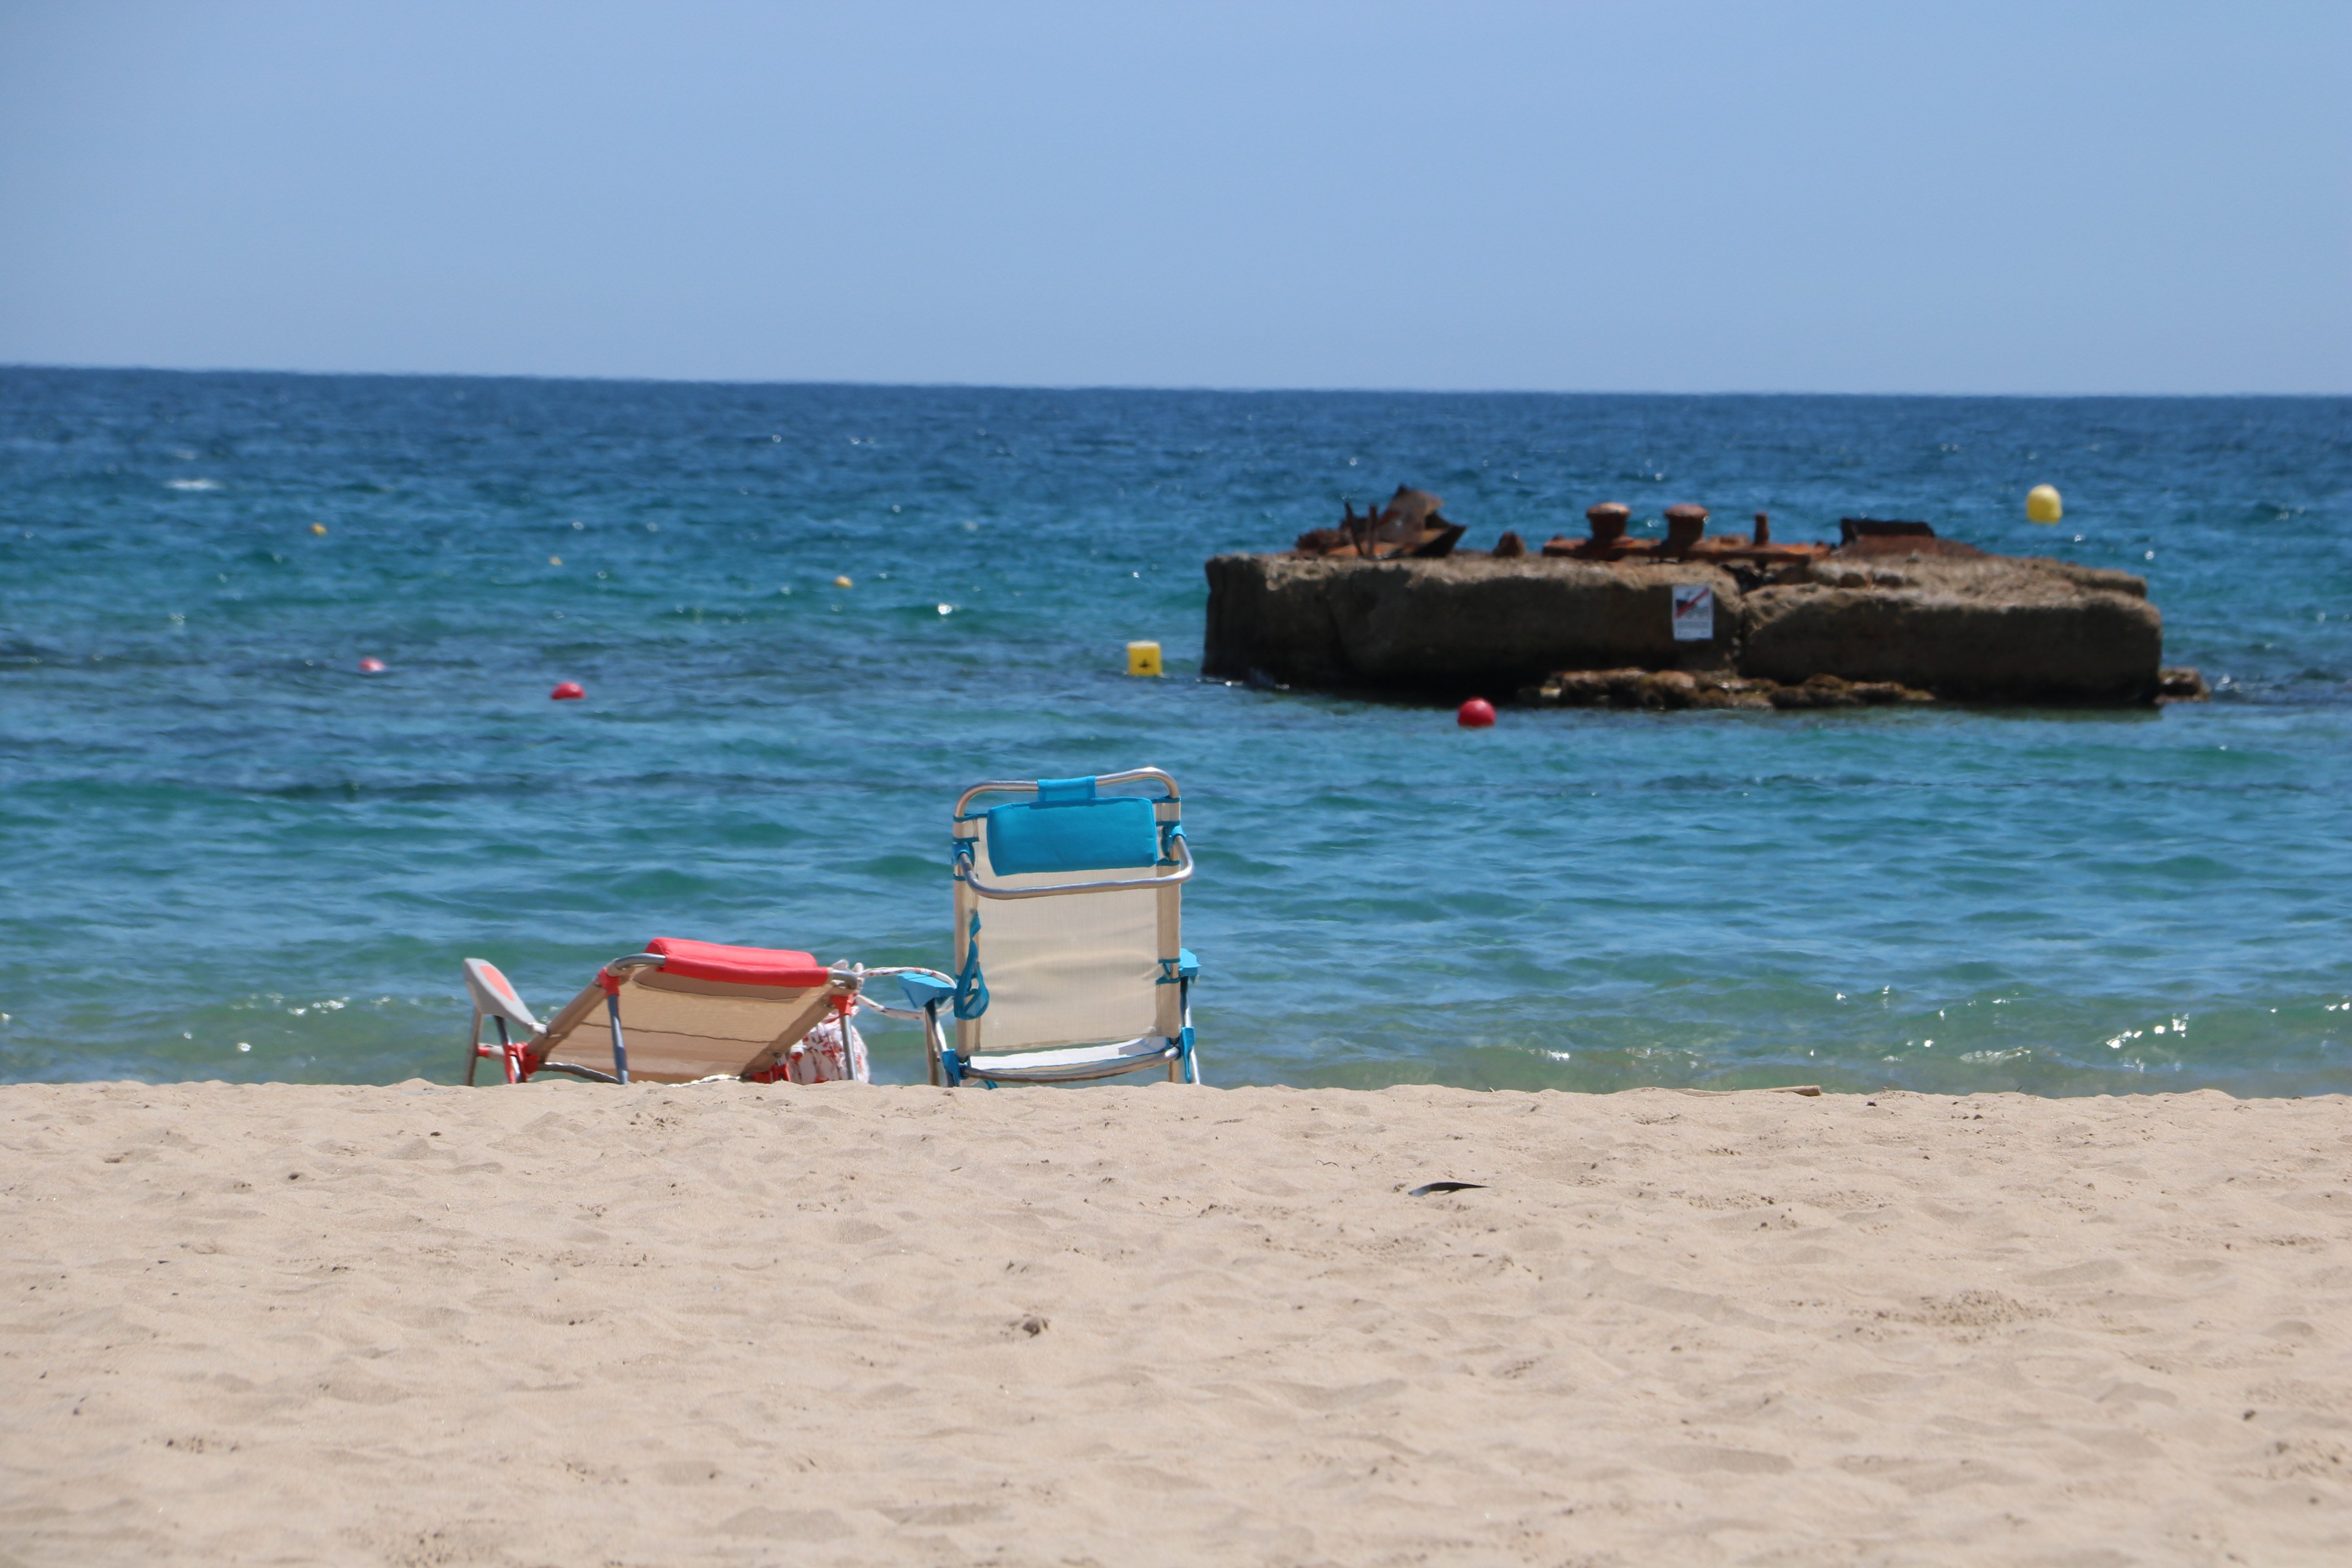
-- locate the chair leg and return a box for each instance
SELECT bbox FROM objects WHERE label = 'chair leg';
[605,991,631,1085]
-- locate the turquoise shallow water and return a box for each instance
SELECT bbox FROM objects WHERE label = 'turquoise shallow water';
[2,369,2347,1092]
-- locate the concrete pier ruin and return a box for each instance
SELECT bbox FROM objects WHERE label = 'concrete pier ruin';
[1202,502,2199,706]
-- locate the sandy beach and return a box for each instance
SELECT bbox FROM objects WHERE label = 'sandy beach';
[2,1081,2346,1566]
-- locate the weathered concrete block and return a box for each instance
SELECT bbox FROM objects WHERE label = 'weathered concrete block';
[1740,558,2161,702]
[1203,554,1740,690]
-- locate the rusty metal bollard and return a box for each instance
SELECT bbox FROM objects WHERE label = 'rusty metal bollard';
[1664,504,1709,552]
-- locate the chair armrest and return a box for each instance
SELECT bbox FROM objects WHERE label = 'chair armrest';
[897,972,956,1011]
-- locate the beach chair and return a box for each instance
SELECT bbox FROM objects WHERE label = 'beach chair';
[907,769,1200,1087]
[460,938,949,1085]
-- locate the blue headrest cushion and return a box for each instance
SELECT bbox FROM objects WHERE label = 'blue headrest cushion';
[986,795,1160,876]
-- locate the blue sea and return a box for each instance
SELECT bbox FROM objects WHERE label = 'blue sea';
[2,368,2346,1094]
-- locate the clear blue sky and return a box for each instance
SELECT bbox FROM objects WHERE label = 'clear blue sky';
[2,1,2345,393]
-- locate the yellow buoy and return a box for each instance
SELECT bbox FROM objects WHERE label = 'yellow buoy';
[1126,640,1163,677]
[309,521,328,536]
[833,575,853,589]
[2026,484,2063,524]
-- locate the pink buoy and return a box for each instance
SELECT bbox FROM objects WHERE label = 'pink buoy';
[357,657,386,674]
[1457,698,1496,728]
[551,681,585,701]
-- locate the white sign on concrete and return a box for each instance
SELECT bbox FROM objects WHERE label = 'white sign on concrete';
[1670,584,1715,641]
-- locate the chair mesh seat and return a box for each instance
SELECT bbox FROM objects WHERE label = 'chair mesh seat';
[963,1035,1180,1082]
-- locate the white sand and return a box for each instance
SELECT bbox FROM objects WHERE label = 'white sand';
[2,1081,2346,1566]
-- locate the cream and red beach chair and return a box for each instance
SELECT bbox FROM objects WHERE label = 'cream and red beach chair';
[904,769,1201,1087]
[460,938,947,1085]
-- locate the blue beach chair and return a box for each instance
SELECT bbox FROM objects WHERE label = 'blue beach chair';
[902,769,1201,1087]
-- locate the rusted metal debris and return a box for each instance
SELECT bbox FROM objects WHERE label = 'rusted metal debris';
[1541,503,1831,565]
[1841,518,1935,543]
[1294,485,1466,559]
[1664,504,1710,552]
[1837,519,1988,560]
[1288,496,2054,571]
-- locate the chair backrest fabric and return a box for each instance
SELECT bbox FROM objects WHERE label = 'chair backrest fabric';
[533,941,840,1082]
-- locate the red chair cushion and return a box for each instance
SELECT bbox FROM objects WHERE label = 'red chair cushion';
[645,938,831,989]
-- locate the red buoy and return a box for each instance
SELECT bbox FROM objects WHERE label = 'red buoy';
[1457,698,1496,728]
[551,681,585,701]
[357,657,386,674]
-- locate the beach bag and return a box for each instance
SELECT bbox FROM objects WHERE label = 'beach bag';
[781,1011,868,1084]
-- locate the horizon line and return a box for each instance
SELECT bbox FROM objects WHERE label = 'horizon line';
[3,360,2346,401]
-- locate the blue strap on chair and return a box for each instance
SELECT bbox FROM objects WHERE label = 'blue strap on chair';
[951,911,989,1020]
[896,972,964,1086]
[1167,948,1200,1082]
[1155,948,1201,986]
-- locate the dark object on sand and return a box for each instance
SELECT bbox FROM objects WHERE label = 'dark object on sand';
[1408,1181,1487,1196]
[1680,1084,1825,1097]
